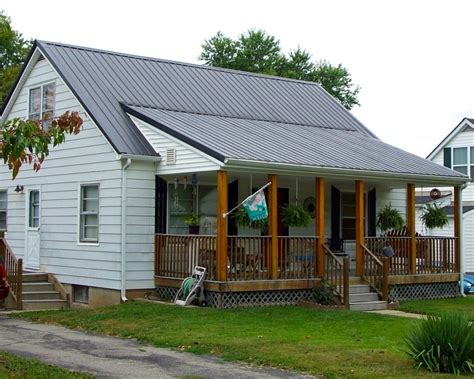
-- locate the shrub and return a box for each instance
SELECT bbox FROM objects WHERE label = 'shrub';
[312,279,336,305]
[405,313,474,374]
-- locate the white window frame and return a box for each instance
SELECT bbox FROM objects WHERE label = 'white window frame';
[0,190,7,231]
[78,183,100,245]
[27,81,56,129]
[28,190,40,229]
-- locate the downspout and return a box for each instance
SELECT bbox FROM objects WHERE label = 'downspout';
[459,183,467,297]
[121,158,132,302]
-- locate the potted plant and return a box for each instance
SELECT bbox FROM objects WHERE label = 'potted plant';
[281,203,311,228]
[234,208,268,231]
[376,204,404,233]
[420,203,449,230]
[184,214,200,234]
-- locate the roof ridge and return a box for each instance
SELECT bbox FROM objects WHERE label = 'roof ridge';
[37,39,333,89]
[123,102,363,133]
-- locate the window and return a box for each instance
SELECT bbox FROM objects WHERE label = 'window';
[29,190,40,228]
[29,82,55,129]
[341,193,356,240]
[80,185,99,243]
[453,147,468,175]
[444,146,474,179]
[0,191,6,231]
[73,285,89,304]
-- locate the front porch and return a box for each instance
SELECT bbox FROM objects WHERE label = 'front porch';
[153,170,462,307]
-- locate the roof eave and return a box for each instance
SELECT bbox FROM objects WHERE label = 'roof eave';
[223,158,469,186]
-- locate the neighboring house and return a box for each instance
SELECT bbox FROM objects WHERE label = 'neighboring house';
[0,41,468,309]
[422,118,474,273]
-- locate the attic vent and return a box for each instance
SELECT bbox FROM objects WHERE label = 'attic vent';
[166,148,176,165]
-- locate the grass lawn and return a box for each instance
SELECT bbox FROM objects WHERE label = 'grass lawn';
[0,351,92,379]
[11,301,458,379]
[400,296,474,320]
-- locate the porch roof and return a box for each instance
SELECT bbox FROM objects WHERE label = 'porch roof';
[125,104,467,183]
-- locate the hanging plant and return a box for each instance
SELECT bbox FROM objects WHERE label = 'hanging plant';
[234,208,268,231]
[281,203,311,228]
[376,204,404,233]
[421,204,449,230]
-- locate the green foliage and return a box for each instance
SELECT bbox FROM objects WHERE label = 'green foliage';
[420,204,449,230]
[184,214,200,226]
[312,279,336,305]
[281,203,311,228]
[0,11,32,106]
[200,29,360,109]
[376,204,405,233]
[0,351,92,378]
[0,112,83,179]
[405,313,474,374]
[234,208,267,231]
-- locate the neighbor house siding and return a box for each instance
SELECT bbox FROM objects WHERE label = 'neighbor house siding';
[0,56,124,290]
[464,210,474,273]
[431,127,474,200]
[125,160,156,289]
[130,116,222,174]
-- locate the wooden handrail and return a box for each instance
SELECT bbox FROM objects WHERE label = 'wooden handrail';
[322,244,349,307]
[0,236,23,310]
[361,243,388,301]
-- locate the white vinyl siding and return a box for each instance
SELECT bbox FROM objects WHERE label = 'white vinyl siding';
[0,191,7,231]
[464,210,474,273]
[79,185,99,242]
[0,54,124,290]
[129,115,222,174]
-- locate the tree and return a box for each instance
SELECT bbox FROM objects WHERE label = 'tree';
[0,11,32,107]
[200,29,360,109]
[0,112,84,179]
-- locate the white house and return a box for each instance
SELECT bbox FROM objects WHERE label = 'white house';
[0,41,468,309]
[421,118,474,273]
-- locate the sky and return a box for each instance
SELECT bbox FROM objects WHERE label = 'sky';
[1,0,473,158]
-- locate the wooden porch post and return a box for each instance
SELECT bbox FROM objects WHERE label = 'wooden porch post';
[454,186,461,273]
[315,177,325,277]
[406,183,416,274]
[355,180,365,276]
[216,170,228,281]
[268,174,278,279]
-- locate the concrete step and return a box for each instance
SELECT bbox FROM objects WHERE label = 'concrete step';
[349,301,387,311]
[22,299,69,311]
[349,292,379,303]
[348,285,371,294]
[22,272,48,283]
[22,282,55,292]
[22,291,62,301]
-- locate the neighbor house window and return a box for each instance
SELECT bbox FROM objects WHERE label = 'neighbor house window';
[0,191,7,231]
[29,82,55,129]
[80,185,99,243]
[444,146,474,179]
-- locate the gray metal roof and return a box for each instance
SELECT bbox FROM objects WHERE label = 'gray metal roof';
[33,40,375,155]
[125,105,466,179]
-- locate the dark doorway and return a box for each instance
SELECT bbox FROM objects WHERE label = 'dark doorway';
[155,176,167,234]
[228,180,239,236]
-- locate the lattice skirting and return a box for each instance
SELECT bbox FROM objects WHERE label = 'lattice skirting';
[155,286,313,308]
[389,282,459,301]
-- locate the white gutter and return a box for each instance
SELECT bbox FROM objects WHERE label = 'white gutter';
[223,158,468,186]
[117,154,162,163]
[120,158,132,302]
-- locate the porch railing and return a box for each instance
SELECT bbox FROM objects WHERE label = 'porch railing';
[277,236,318,279]
[0,236,23,310]
[361,244,389,301]
[364,236,457,275]
[155,234,319,281]
[323,244,349,308]
[416,237,456,274]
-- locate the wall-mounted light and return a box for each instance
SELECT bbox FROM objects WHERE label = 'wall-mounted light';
[14,185,24,193]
